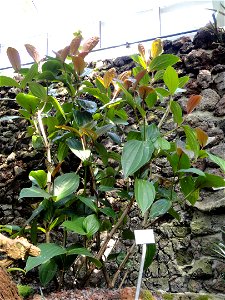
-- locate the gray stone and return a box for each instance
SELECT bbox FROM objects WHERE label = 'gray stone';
[194,190,225,212]
[213,71,225,91]
[6,152,16,163]
[214,94,225,116]
[188,257,213,278]
[197,69,212,89]
[199,89,220,111]
[190,211,225,235]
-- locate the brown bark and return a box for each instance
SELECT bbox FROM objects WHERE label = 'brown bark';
[0,266,22,300]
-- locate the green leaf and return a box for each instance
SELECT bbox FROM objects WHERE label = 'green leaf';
[57,142,69,162]
[122,229,135,240]
[153,70,165,82]
[49,95,66,120]
[168,207,181,221]
[67,247,93,258]
[122,140,154,178]
[183,125,200,159]
[29,82,47,100]
[163,66,179,95]
[178,75,189,88]
[145,91,158,108]
[29,170,47,189]
[42,59,62,75]
[67,138,91,162]
[207,152,225,173]
[155,87,170,97]
[180,176,199,205]
[62,217,86,235]
[144,244,156,270]
[177,168,205,177]
[149,54,180,71]
[99,207,116,218]
[83,214,100,238]
[149,199,171,219]
[25,243,66,272]
[16,93,39,114]
[142,124,160,142]
[37,71,56,81]
[77,99,97,113]
[78,196,98,212]
[39,259,57,286]
[82,87,110,104]
[135,179,155,215]
[170,100,183,125]
[20,63,39,89]
[131,54,147,69]
[53,173,79,201]
[19,187,51,199]
[195,173,225,189]
[0,76,20,87]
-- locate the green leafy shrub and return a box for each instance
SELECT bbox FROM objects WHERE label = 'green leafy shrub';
[1,34,225,289]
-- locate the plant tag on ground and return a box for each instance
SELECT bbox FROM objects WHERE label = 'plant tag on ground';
[134,229,155,244]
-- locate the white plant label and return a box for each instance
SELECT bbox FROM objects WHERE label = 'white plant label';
[134,229,155,245]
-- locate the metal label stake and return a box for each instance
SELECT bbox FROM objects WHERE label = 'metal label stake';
[134,229,155,300]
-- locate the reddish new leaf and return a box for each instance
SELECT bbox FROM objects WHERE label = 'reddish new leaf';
[82,36,99,53]
[70,36,82,56]
[132,69,147,90]
[72,56,86,75]
[138,43,145,59]
[186,95,202,114]
[53,45,70,62]
[7,47,21,72]
[195,127,208,148]
[25,44,40,63]
[138,86,154,100]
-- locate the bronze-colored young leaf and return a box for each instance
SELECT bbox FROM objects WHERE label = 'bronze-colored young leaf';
[7,47,21,72]
[103,68,116,88]
[138,43,145,59]
[195,127,208,148]
[53,45,70,62]
[82,36,99,53]
[70,36,82,56]
[186,95,202,114]
[25,44,40,63]
[138,86,154,100]
[151,39,163,59]
[132,69,147,90]
[118,70,132,82]
[72,56,86,75]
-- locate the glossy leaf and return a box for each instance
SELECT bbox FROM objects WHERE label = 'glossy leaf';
[170,100,183,125]
[186,95,202,114]
[20,63,39,89]
[155,87,170,97]
[180,176,199,205]
[183,125,199,158]
[7,47,21,72]
[178,75,189,88]
[195,127,208,148]
[29,82,47,100]
[19,187,51,199]
[16,93,39,114]
[83,214,100,238]
[195,173,225,189]
[135,179,155,215]
[122,140,154,178]
[57,142,69,162]
[163,66,179,95]
[149,199,171,219]
[131,53,146,69]
[62,217,86,235]
[177,168,205,177]
[207,152,225,173]
[0,76,20,87]
[26,243,66,272]
[144,243,157,270]
[53,173,79,201]
[29,170,47,189]
[39,259,57,286]
[82,87,110,104]
[149,54,180,71]
[67,138,91,161]
[78,196,98,212]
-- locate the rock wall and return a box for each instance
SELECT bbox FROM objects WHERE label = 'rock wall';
[0,28,225,295]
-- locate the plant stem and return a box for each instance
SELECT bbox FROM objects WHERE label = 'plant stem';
[157,96,172,129]
[79,198,134,287]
